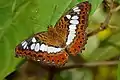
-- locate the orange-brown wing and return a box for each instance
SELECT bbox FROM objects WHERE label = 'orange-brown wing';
[15,33,68,67]
[15,1,91,67]
[65,1,91,56]
[54,1,91,56]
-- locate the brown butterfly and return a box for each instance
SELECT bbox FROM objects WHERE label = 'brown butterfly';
[15,1,91,67]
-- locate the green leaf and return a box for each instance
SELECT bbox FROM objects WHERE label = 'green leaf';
[77,0,103,15]
[115,0,120,3]
[117,61,120,80]
[83,29,120,61]
[59,71,72,80]
[88,0,103,15]
[71,68,93,80]
[85,43,120,61]
[85,39,120,61]
[82,35,100,60]
[59,68,93,80]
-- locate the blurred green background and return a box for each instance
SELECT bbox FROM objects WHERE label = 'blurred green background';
[0,0,120,80]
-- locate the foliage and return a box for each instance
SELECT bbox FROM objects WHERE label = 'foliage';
[0,0,119,80]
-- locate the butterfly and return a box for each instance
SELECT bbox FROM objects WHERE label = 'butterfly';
[15,1,91,67]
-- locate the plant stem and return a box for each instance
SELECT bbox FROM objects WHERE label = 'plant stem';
[58,60,119,71]
[87,0,114,37]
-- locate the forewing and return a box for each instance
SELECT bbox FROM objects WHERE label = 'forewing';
[66,1,91,56]
[15,33,68,67]
[55,1,91,55]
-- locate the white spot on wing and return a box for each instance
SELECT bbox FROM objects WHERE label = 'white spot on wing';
[69,30,76,34]
[32,37,36,42]
[27,46,29,49]
[69,33,76,38]
[66,15,71,19]
[69,28,76,32]
[21,41,25,44]
[40,44,46,51]
[66,36,72,45]
[73,6,81,12]
[52,48,57,53]
[66,35,75,45]
[39,44,62,53]
[35,43,40,52]
[71,15,79,19]
[68,34,75,41]
[77,12,80,14]
[30,43,36,50]
[66,24,76,45]
[44,45,48,51]
[48,47,54,53]
[65,7,80,45]
[66,41,70,45]
[37,59,40,61]
[73,7,79,11]
[23,42,28,49]
[21,41,27,46]
[74,9,80,12]
[70,20,79,24]
[69,25,77,30]
[56,48,62,52]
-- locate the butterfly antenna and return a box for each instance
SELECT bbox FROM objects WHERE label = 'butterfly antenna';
[48,5,57,27]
